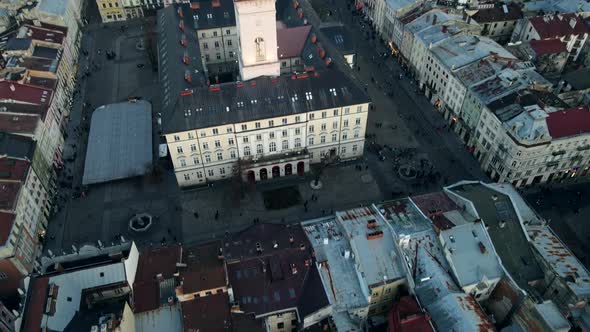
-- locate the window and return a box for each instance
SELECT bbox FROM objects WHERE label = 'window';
[295,116,301,122]
[342,132,348,140]
[229,51,234,58]
[226,29,231,35]
[180,159,187,167]
[341,146,346,153]
[213,31,218,37]
[310,113,315,120]
[270,132,275,139]
[190,144,197,152]
[295,128,301,135]
[201,131,207,137]
[193,157,200,164]
[203,42,208,49]
[355,118,361,125]
[243,137,249,143]
[205,54,210,61]
[309,125,314,132]
[344,107,350,114]
[177,146,184,154]
[295,138,301,148]
[343,120,349,127]
[333,109,338,116]
[228,138,234,145]
[354,130,359,138]
[208,169,214,176]
[356,105,362,113]
[174,135,180,141]
[201,32,206,38]
[241,124,247,130]
[215,140,221,148]
[309,137,314,145]
[188,132,195,139]
[256,134,262,141]
[255,122,261,129]
[332,133,337,142]
[277,322,285,329]
[282,61,287,68]
[282,118,288,125]
[230,150,236,158]
[321,111,327,118]
[268,120,274,127]
[227,127,233,133]
[270,142,277,152]
[202,142,209,150]
[205,155,211,163]
[220,167,226,175]
[184,174,190,181]
[320,136,326,143]
[333,121,338,129]
[282,140,289,150]
[217,152,223,161]
[282,130,288,137]
[244,146,251,156]
[257,144,263,154]
[216,53,221,60]
[353,145,358,152]
[321,123,326,131]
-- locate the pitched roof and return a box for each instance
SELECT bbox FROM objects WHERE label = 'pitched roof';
[183,0,236,30]
[471,3,523,23]
[0,132,35,161]
[546,106,590,139]
[181,293,232,332]
[0,212,15,247]
[133,245,181,313]
[0,113,41,135]
[0,80,53,107]
[529,14,590,39]
[179,241,226,294]
[529,39,567,55]
[5,38,32,51]
[166,69,369,134]
[22,277,50,332]
[388,296,434,332]
[277,25,312,59]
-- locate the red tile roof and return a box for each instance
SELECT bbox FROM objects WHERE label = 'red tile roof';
[529,39,567,56]
[22,276,49,332]
[546,106,590,139]
[388,296,434,332]
[0,114,40,135]
[24,24,65,45]
[530,14,590,39]
[181,293,232,332]
[0,158,30,181]
[133,245,181,313]
[180,241,226,294]
[277,25,312,59]
[471,3,523,23]
[0,212,15,247]
[0,80,53,107]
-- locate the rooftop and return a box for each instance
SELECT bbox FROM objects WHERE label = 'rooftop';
[410,192,467,231]
[179,241,226,294]
[32,45,59,59]
[181,293,232,332]
[277,25,312,59]
[432,35,516,71]
[445,182,544,289]
[385,0,420,13]
[82,100,153,185]
[43,262,128,331]
[133,245,181,313]
[470,3,523,23]
[529,14,590,39]
[439,221,504,288]
[0,132,35,161]
[182,0,235,30]
[453,57,503,88]
[563,67,590,90]
[414,244,494,332]
[414,24,460,49]
[534,301,571,331]
[504,105,551,144]
[134,304,183,332]
[0,158,30,181]
[302,217,369,312]
[376,198,433,235]
[525,0,590,14]
[546,105,590,139]
[405,10,459,35]
[225,223,329,317]
[469,68,534,105]
[22,277,50,332]
[0,80,53,106]
[336,206,406,287]
[5,37,31,51]
[0,212,15,247]
[529,39,568,56]
[388,295,434,332]
[22,24,65,44]
[36,0,68,16]
[0,181,22,211]
[0,113,40,135]
[320,24,355,54]
[166,69,369,133]
[527,225,590,298]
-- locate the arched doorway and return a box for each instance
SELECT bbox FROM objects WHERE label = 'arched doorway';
[285,164,293,176]
[260,168,268,180]
[247,170,255,183]
[272,166,280,178]
[297,162,305,176]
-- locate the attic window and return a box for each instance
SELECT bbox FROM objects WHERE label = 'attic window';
[305,92,313,100]
[100,272,104,277]
[237,101,244,107]
[251,99,257,104]
[329,88,337,96]
[291,94,299,102]
[278,95,284,100]
[207,13,213,19]
[224,11,229,18]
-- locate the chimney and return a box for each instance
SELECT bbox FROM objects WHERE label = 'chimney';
[432,14,437,26]
[442,25,447,33]
[570,17,577,29]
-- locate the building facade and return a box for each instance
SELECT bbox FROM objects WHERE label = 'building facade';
[469,3,523,44]
[97,0,125,22]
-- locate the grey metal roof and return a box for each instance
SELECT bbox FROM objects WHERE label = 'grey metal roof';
[186,0,236,30]
[82,101,153,185]
[163,69,369,133]
[0,132,35,160]
[563,68,590,90]
[320,24,355,54]
[5,38,31,51]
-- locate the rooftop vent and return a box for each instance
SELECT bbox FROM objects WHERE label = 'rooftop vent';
[367,231,384,240]
[478,241,487,254]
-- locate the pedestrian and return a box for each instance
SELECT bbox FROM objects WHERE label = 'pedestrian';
[215,210,219,220]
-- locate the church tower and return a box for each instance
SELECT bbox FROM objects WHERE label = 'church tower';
[234,0,280,81]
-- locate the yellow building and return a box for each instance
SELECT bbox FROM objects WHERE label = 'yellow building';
[96,0,125,22]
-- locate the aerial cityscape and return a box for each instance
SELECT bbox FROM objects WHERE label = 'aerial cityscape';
[0,0,588,330]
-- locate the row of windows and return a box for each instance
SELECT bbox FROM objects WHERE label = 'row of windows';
[101,2,119,8]
[202,39,233,49]
[183,167,226,181]
[200,29,232,39]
